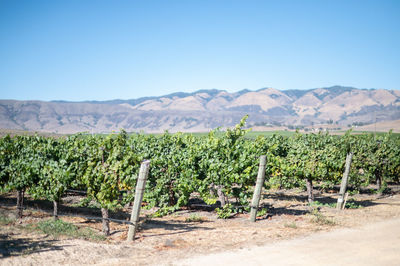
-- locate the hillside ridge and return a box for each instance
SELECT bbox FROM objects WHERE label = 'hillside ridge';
[1,86,399,133]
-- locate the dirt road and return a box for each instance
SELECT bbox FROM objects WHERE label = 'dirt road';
[177,218,400,266]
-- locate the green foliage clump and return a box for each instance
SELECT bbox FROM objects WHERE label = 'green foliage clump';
[344,199,363,209]
[216,203,234,219]
[256,208,268,217]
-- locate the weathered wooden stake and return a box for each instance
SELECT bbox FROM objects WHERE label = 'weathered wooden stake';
[342,192,349,210]
[250,155,267,222]
[53,200,59,220]
[16,190,24,219]
[127,160,150,241]
[376,172,383,195]
[337,152,353,210]
[306,178,314,203]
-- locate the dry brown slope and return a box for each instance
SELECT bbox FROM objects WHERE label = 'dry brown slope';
[1,87,399,133]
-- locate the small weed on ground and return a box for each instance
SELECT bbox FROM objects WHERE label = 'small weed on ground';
[185,214,208,223]
[28,219,105,241]
[0,214,15,226]
[345,199,363,209]
[310,201,336,208]
[152,206,180,218]
[310,208,336,226]
[284,222,297,229]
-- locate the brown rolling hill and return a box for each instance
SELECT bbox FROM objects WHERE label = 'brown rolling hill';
[0,86,399,133]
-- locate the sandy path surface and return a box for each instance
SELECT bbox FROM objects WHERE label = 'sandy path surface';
[176,218,400,266]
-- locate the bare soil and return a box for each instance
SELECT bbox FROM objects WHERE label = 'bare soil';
[1,187,400,265]
[178,217,400,266]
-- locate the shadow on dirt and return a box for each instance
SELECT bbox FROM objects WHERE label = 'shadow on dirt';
[139,219,214,238]
[0,193,131,222]
[0,234,64,258]
[263,190,397,209]
[267,207,309,216]
[263,193,309,203]
[310,196,383,208]
[0,193,215,239]
[258,192,395,218]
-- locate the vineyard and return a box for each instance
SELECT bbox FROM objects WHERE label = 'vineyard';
[1,116,400,237]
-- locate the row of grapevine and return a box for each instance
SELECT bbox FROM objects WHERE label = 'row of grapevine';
[1,116,399,234]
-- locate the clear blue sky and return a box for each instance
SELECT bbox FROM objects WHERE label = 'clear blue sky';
[0,0,399,101]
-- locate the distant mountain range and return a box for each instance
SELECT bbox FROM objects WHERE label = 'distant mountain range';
[1,86,399,133]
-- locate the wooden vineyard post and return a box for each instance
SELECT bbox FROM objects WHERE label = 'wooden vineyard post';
[53,201,59,221]
[337,152,353,210]
[250,155,267,222]
[16,190,24,220]
[127,160,150,241]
